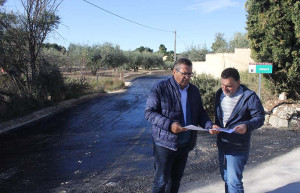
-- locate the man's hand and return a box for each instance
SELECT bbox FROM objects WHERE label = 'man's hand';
[233,124,247,134]
[171,122,187,133]
[209,125,221,135]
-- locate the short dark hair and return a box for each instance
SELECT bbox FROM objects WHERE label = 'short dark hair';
[221,67,240,81]
[174,58,192,69]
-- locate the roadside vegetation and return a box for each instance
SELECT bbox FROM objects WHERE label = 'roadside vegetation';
[1,0,299,123]
[0,0,172,122]
[191,72,275,120]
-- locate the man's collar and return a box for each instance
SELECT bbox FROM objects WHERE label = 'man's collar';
[174,79,189,91]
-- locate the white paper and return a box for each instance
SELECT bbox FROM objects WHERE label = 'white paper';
[211,128,235,133]
[184,125,208,131]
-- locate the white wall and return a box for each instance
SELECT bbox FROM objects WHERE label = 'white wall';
[193,48,254,78]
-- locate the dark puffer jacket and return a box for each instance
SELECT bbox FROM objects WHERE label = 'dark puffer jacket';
[145,76,213,151]
[215,85,265,152]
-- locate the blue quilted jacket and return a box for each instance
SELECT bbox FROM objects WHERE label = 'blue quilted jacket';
[145,76,213,151]
[215,85,265,152]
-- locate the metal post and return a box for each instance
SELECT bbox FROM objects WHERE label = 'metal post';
[174,30,176,62]
[258,73,261,98]
[97,70,99,92]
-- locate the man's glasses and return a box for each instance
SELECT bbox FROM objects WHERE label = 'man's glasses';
[175,69,194,77]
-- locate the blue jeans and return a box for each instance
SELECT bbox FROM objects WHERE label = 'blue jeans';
[218,150,249,193]
[152,144,190,193]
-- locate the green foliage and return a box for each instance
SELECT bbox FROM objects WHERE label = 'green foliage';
[179,44,209,61]
[63,77,92,99]
[100,78,125,92]
[158,44,167,55]
[157,44,174,62]
[99,42,127,69]
[134,46,153,53]
[211,32,250,53]
[0,0,168,122]
[41,47,70,69]
[246,0,300,99]
[0,0,61,95]
[0,0,67,122]
[141,52,164,70]
[125,51,164,71]
[66,43,166,73]
[211,33,230,53]
[125,51,143,72]
[164,61,174,70]
[239,71,276,103]
[69,43,127,75]
[229,32,250,52]
[43,43,66,53]
[34,59,64,102]
[67,43,91,72]
[191,73,220,120]
[165,50,174,62]
[0,90,40,122]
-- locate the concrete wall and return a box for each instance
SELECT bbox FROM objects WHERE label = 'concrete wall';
[193,48,254,78]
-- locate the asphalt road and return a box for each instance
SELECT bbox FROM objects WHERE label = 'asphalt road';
[1,75,299,193]
[0,76,169,193]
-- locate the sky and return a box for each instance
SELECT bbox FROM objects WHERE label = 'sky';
[4,0,248,53]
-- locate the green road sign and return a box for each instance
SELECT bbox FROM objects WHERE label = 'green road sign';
[248,62,273,99]
[256,65,273,73]
[249,62,273,74]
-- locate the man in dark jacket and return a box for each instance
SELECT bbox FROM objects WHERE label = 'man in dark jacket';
[145,58,216,193]
[210,68,265,193]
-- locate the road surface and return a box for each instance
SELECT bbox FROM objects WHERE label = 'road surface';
[1,75,299,193]
[0,76,169,193]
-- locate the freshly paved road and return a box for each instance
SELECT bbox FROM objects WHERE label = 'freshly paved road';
[0,76,168,193]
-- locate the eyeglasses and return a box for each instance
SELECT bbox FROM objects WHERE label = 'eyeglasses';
[175,69,194,77]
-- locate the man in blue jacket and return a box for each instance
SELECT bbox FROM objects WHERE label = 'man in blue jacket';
[210,68,265,193]
[145,58,217,193]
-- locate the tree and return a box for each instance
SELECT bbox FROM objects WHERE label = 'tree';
[86,44,102,75]
[140,52,164,70]
[158,44,167,55]
[246,0,300,99]
[179,44,209,61]
[211,33,230,53]
[41,47,69,69]
[229,32,250,52]
[67,44,90,79]
[43,43,66,53]
[98,42,127,69]
[125,51,143,72]
[0,5,29,94]
[134,46,153,53]
[21,0,61,86]
[0,0,61,95]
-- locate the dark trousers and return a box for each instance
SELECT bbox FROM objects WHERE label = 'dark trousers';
[152,144,190,193]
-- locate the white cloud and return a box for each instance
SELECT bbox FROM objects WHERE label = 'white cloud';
[186,0,240,13]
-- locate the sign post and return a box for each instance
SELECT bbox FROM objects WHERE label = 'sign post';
[249,62,273,98]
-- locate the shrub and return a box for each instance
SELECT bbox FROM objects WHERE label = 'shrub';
[191,73,220,120]
[0,75,40,122]
[63,77,92,99]
[34,60,65,102]
[90,78,125,92]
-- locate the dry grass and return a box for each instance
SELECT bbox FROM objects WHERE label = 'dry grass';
[239,71,277,103]
[62,69,173,92]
